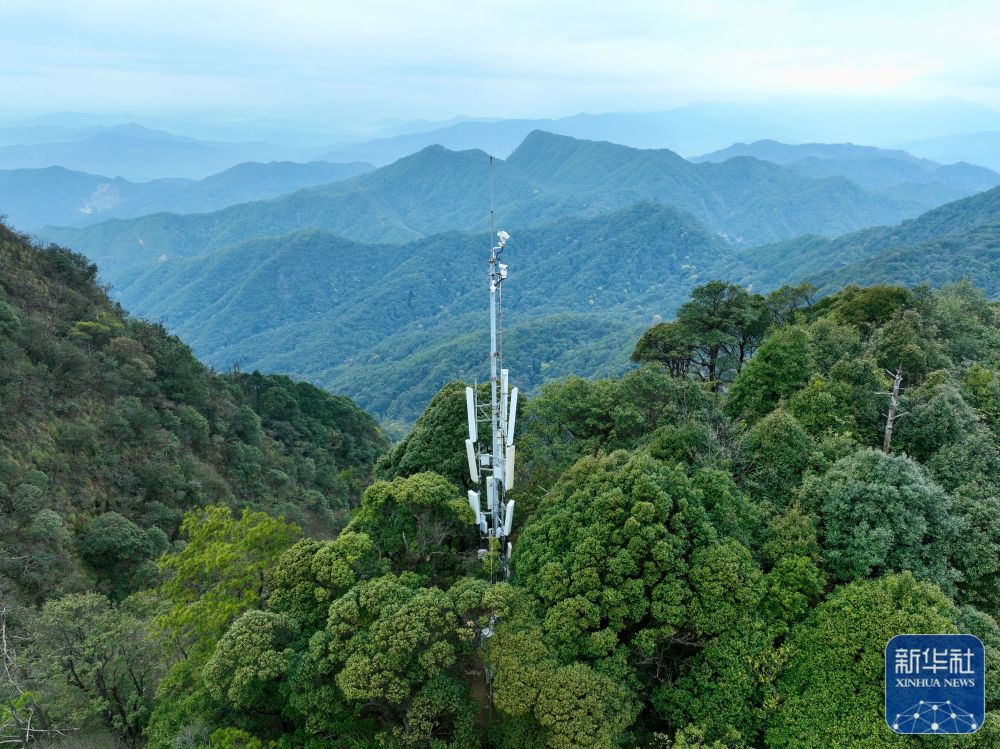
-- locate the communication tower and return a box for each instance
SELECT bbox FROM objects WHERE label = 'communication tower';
[464,226,517,581]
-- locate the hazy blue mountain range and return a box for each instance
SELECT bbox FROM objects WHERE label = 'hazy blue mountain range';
[28,122,1000,428]
[0,160,373,230]
[695,140,931,165]
[901,131,1000,172]
[695,139,1000,211]
[318,109,806,165]
[6,99,1000,178]
[505,132,929,240]
[39,130,942,274]
[0,123,312,180]
[319,98,1000,166]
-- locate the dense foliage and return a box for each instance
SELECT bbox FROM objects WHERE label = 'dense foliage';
[5,212,1000,748]
[0,222,387,609]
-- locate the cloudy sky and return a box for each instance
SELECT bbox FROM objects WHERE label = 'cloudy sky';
[2,0,998,129]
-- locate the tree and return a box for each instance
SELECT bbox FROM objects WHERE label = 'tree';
[736,409,813,509]
[766,282,816,326]
[301,575,500,747]
[675,281,770,388]
[767,574,1000,749]
[800,448,958,590]
[646,420,721,470]
[156,506,301,658]
[806,317,862,374]
[511,450,777,743]
[266,532,387,632]
[726,327,812,423]
[489,596,637,749]
[346,472,475,584]
[961,364,1000,431]
[925,424,1000,493]
[1,603,77,747]
[895,383,978,461]
[199,533,389,747]
[0,298,19,336]
[78,512,158,599]
[146,507,300,749]
[516,367,717,509]
[203,610,295,714]
[652,540,772,743]
[787,376,852,435]
[631,322,694,377]
[375,382,489,491]
[949,483,1000,616]
[28,592,165,748]
[515,451,718,665]
[926,280,1000,364]
[827,355,887,445]
[870,309,948,383]
[822,284,913,328]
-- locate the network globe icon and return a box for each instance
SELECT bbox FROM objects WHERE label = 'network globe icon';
[890,700,979,734]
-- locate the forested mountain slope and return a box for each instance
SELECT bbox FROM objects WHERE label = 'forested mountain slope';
[746,184,1000,288]
[0,222,387,606]
[107,203,741,426]
[810,222,1000,295]
[86,185,1000,428]
[37,145,540,266]
[0,160,373,230]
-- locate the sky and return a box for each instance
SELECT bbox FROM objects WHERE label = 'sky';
[1,0,999,132]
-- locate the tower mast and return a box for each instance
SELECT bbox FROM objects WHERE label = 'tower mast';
[464,228,517,580]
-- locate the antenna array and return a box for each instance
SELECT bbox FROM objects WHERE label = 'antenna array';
[465,228,517,580]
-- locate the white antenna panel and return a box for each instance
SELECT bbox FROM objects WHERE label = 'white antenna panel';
[465,386,477,443]
[503,500,515,536]
[506,388,518,446]
[465,439,479,484]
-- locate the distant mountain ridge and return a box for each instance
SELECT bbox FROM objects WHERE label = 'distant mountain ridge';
[695,139,929,165]
[902,131,1000,172]
[506,131,920,242]
[29,125,1000,428]
[317,98,1000,166]
[809,222,1000,295]
[0,123,312,180]
[0,160,373,231]
[694,139,1000,205]
[39,130,940,273]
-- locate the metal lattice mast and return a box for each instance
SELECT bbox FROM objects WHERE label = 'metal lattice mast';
[464,229,517,581]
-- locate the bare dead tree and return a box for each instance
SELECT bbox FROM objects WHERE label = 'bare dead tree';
[879,367,907,454]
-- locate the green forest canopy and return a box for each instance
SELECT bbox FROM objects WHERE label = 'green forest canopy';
[4,222,1000,748]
